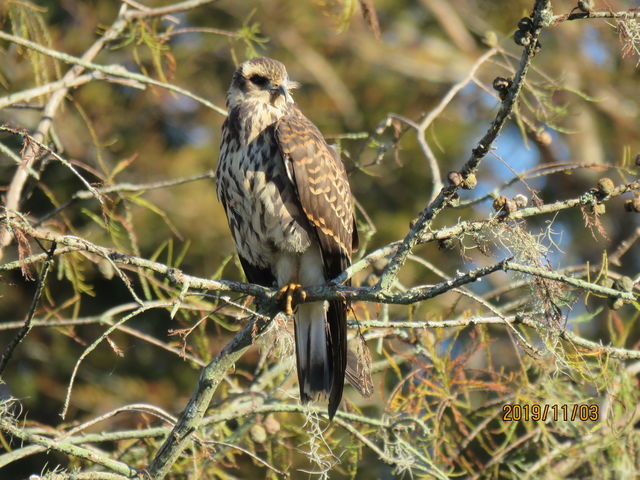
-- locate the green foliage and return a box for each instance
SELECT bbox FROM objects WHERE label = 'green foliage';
[6,0,61,86]
[236,10,269,59]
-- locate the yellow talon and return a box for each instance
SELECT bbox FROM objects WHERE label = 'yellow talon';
[277,283,306,315]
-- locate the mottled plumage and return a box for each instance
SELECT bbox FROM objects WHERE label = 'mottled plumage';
[216,57,358,419]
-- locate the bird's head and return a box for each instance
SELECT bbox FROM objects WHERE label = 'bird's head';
[226,57,299,110]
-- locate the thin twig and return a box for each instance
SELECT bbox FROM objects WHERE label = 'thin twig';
[60,302,173,419]
[609,226,640,266]
[333,176,639,286]
[160,27,241,39]
[0,125,104,206]
[0,30,227,117]
[0,242,55,376]
[125,0,220,19]
[454,162,629,208]
[375,0,551,292]
[35,170,214,225]
[0,73,95,110]
[0,412,138,476]
[5,213,635,306]
[146,312,274,478]
[0,5,131,260]
[551,9,640,26]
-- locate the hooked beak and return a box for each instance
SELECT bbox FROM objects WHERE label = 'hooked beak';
[271,79,299,103]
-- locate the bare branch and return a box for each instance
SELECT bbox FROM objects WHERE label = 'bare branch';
[551,8,640,25]
[0,30,227,117]
[0,404,138,477]
[375,0,552,291]
[0,5,131,260]
[125,0,221,19]
[0,242,55,375]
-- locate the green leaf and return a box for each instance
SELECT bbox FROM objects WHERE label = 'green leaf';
[81,208,108,230]
[572,307,603,323]
[127,194,182,238]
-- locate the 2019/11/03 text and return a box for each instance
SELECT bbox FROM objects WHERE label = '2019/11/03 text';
[502,404,599,421]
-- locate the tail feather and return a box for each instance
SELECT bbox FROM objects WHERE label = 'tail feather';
[294,302,332,404]
[294,300,347,419]
[326,299,347,419]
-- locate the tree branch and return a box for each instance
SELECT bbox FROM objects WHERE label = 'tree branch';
[375,0,552,291]
[551,8,640,25]
[0,242,55,376]
[0,5,131,260]
[146,312,272,478]
[0,29,227,117]
[0,407,138,477]
[125,0,221,19]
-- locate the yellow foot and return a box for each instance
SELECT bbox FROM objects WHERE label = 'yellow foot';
[276,283,307,315]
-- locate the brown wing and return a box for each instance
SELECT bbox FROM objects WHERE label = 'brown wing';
[273,106,356,418]
[274,107,355,277]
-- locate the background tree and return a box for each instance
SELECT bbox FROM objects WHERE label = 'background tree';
[0,0,639,478]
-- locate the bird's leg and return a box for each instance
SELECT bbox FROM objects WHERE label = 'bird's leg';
[276,281,307,315]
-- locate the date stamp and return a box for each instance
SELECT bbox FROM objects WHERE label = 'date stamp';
[502,403,599,422]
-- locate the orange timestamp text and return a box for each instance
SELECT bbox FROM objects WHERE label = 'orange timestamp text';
[502,403,599,422]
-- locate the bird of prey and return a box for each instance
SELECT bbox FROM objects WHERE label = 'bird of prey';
[216,57,359,419]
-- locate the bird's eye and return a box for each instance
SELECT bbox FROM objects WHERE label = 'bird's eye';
[249,74,269,87]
